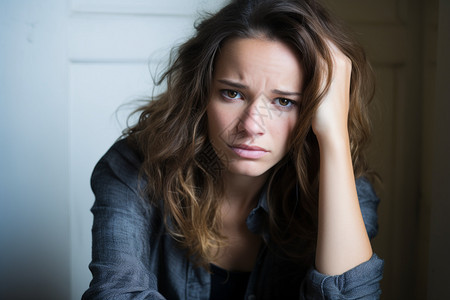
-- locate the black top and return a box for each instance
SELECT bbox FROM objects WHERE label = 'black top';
[210,264,251,300]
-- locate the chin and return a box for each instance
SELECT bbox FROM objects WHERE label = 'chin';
[225,161,273,178]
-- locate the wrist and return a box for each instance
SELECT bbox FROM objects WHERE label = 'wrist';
[315,126,350,149]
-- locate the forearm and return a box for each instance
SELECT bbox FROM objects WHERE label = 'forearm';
[315,132,373,275]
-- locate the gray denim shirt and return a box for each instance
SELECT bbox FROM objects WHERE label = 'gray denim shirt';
[82,139,384,300]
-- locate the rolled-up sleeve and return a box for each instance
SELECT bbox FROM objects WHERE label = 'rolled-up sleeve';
[300,177,384,299]
[302,254,384,299]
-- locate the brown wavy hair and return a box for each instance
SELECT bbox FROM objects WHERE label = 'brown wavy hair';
[124,0,375,267]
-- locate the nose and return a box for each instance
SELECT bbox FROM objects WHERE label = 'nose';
[236,97,267,137]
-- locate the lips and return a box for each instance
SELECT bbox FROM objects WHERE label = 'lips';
[229,144,269,159]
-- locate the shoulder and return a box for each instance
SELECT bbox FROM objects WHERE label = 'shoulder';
[92,138,141,187]
[90,138,151,214]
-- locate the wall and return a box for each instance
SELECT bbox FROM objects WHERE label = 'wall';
[0,0,69,299]
[426,0,450,298]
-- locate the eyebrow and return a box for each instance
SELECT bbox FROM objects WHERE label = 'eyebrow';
[217,79,248,90]
[217,79,302,97]
[271,89,303,97]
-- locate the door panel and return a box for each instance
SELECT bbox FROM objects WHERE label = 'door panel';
[323,0,426,298]
[68,1,226,299]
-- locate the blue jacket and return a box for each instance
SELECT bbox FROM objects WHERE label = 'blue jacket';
[82,139,384,299]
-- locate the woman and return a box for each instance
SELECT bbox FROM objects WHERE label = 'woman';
[83,0,383,299]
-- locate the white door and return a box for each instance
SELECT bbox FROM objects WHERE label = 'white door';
[0,0,225,299]
[69,1,228,299]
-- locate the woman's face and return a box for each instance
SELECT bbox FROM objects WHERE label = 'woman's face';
[207,37,304,178]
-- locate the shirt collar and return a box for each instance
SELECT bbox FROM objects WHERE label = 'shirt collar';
[246,186,270,236]
[256,186,269,213]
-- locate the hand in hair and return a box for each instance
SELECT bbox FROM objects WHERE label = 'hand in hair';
[313,40,373,275]
[311,40,352,143]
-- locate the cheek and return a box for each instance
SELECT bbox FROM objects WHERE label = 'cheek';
[272,116,297,143]
[207,103,240,137]
[286,117,299,143]
[207,104,228,138]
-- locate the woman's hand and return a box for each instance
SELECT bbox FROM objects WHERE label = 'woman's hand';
[314,40,373,276]
[311,41,352,142]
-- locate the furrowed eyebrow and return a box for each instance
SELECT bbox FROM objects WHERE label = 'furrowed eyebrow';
[217,79,302,97]
[217,79,248,90]
[271,89,303,97]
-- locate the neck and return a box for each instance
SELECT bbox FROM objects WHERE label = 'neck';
[221,171,269,210]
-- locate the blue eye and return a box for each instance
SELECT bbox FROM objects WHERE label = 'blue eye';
[221,89,243,100]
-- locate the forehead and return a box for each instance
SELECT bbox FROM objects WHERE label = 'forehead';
[213,37,304,89]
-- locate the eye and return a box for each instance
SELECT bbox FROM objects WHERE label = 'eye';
[275,98,295,108]
[221,89,243,100]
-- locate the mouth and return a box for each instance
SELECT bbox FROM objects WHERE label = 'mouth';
[229,144,269,159]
